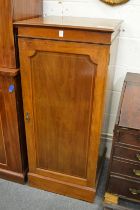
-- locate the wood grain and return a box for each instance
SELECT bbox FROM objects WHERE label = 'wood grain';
[108,176,140,202]
[14,16,122,32]
[0,72,28,182]
[119,82,140,130]
[111,158,140,181]
[32,52,96,178]
[18,38,110,200]
[0,0,42,183]
[105,73,140,203]
[16,16,121,201]
[0,0,42,68]
[28,173,95,202]
[17,27,112,45]
[0,75,22,171]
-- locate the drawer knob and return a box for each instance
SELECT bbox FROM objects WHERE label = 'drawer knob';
[133,169,140,176]
[136,154,140,161]
[129,188,140,195]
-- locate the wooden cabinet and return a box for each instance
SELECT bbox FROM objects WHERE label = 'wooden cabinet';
[0,69,28,183]
[105,73,140,203]
[0,1,42,182]
[0,0,42,68]
[14,16,122,201]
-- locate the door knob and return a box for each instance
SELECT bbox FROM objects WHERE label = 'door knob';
[25,112,30,122]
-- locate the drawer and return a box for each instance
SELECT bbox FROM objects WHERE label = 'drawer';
[117,130,140,148]
[108,175,140,201]
[114,145,140,164]
[18,26,111,45]
[111,159,140,180]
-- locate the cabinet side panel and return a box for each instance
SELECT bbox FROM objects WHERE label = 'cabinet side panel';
[0,0,42,68]
[0,0,16,68]
[31,52,96,179]
[15,74,28,172]
[12,0,42,21]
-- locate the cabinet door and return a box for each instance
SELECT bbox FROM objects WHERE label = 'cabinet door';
[0,76,22,172]
[19,38,109,187]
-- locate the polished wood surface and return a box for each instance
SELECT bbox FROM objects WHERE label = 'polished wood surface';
[106,73,140,203]
[116,130,140,148]
[108,176,140,201]
[14,16,122,32]
[12,0,42,21]
[0,0,42,68]
[119,75,140,130]
[16,16,121,201]
[31,51,96,178]
[0,72,28,183]
[14,16,122,45]
[0,0,42,182]
[0,68,19,77]
[111,159,140,181]
[113,145,140,164]
[17,27,113,45]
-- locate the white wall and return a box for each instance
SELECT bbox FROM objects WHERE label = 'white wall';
[43,0,140,156]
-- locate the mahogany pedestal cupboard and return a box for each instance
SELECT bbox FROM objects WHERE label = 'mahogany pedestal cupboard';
[14,16,122,201]
[0,0,42,183]
[105,73,140,204]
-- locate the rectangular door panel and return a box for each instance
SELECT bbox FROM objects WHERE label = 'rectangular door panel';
[31,52,96,179]
[0,76,23,172]
[19,38,109,188]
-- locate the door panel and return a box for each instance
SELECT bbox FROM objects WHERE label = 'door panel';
[19,38,109,186]
[31,52,96,178]
[0,76,23,172]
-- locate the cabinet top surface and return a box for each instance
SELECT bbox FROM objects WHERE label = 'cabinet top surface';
[118,72,140,130]
[14,16,122,32]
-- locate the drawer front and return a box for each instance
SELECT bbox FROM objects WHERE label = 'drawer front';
[117,130,140,148]
[111,159,140,180]
[18,27,111,44]
[108,175,140,201]
[114,145,140,163]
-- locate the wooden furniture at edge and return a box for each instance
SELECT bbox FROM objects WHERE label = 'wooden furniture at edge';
[0,0,42,183]
[105,73,140,204]
[14,16,122,201]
